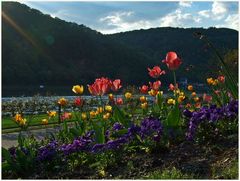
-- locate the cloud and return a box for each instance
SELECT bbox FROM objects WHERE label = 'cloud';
[198,10,211,18]
[212,1,227,15]
[159,9,200,27]
[198,2,229,21]
[99,11,152,34]
[179,1,192,7]
[224,14,239,30]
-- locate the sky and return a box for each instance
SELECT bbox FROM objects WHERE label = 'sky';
[22,1,239,34]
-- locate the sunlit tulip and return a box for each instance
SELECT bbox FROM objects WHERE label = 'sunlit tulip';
[178,95,185,103]
[148,66,165,78]
[167,98,176,105]
[72,85,84,94]
[140,85,149,94]
[81,113,87,120]
[88,77,112,96]
[90,111,96,118]
[162,51,182,70]
[148,89,158,97]
[125,92,132,99]
[207,78,214,85]
[140,96,147,103]
[19,118,27,126]
[149,80,161,91]
[103,113,111,120]
[58,98,67,106]
[105,105,112,112]
[187,85,193,91]
[108,93,114,101]
[47,111,57,117]
[195,102,201,108]
[191,92,197,97]
[96,107,104,114]
[42,119,48,125]
[194,97,200,102]
[111,79,122,91]
[141,102,148,109]
[14,113,22,122]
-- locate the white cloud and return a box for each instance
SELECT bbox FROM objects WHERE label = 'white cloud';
[159,9,200,27]
[179,1,192,7]
[224,14,239,30]
[198,10,211,18]
[212,1,227,15]
[99,11,152,34]
[198,2,229,21]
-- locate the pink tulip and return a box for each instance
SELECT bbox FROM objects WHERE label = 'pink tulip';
[149,80,161,91]
[116,98,123,105]
[111,79,122,92]
[88,77,111,96]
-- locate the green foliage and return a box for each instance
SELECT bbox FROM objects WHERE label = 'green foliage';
[144,167,195,179]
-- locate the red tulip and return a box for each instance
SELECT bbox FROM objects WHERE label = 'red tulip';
[111,79,122,91]
[74,98,84,106]
[149,80,161,91]
[116,98,123,105]
[217,75,225,83]
[140,85,149,94]
[203,93,212,102]
[148,66,165,78]
[88,77,111,96]
[162,51,182,70]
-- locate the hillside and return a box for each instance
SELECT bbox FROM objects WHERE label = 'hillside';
[2,1,238,90]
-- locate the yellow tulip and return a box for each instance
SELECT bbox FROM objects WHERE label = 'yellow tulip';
[58,98,67,106]
[105,105,112,112]
[167,98,176,105]
[103,113,111,120]
[42,118,48,125]
[96,107,103,114]
[139,96,147,103]
[47,111,57,117]
[90,111,96,118]
[141,102,148,109]
[81,113,87,120]
[72,85,84,94]
[19,118,27,126]
[207,78,214,85]
[14,113,22,122]
[178,95,185,103]
[148,89,158,96]
[125,92,132,99]
[108,93,114,101]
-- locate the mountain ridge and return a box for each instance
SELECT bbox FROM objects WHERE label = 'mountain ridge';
[2,1,238,89]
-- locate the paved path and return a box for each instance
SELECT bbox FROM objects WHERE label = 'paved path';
[2,127,60,148]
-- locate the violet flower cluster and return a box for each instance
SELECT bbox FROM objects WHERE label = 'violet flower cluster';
[183,100,238,140]
[36,117,163,160]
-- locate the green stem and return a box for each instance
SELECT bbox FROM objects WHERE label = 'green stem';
[173,71,177,87]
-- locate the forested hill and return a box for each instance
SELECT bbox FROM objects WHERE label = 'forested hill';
[2,1,238,88]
